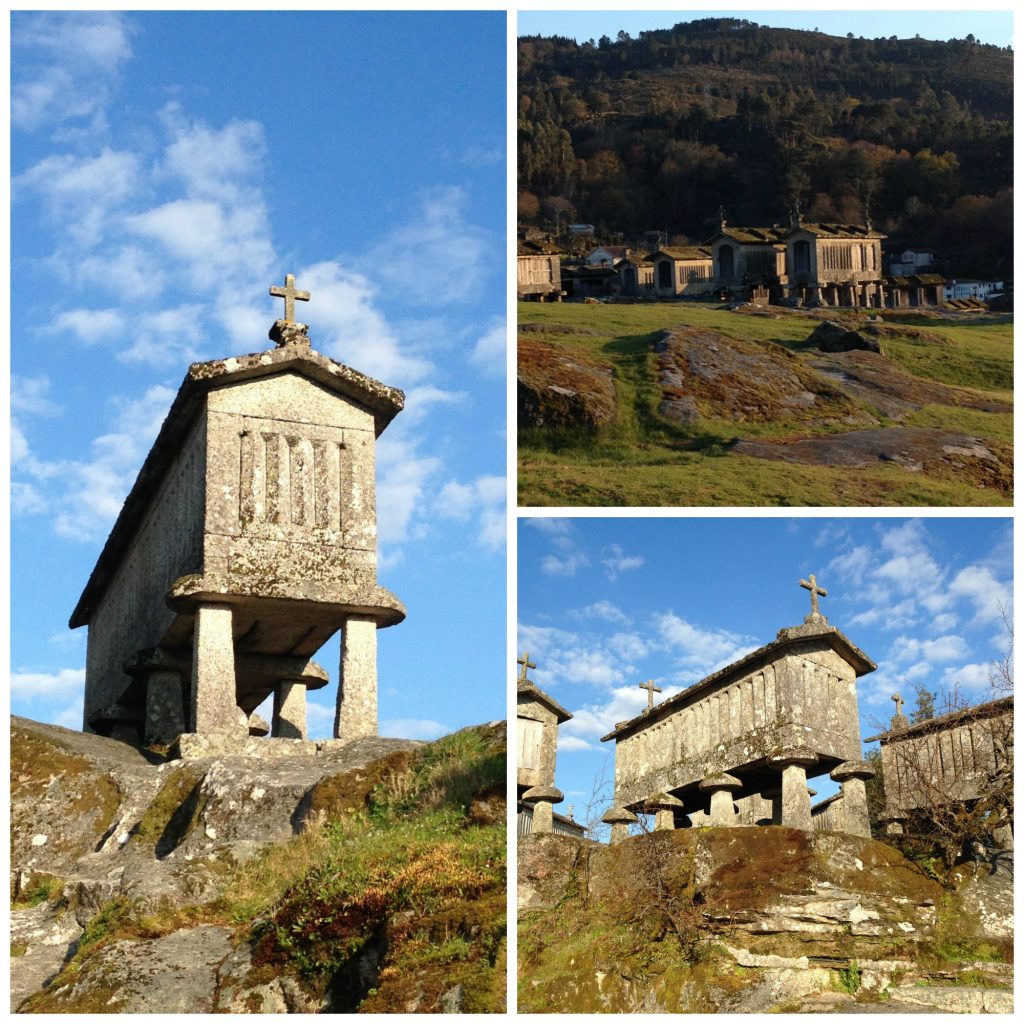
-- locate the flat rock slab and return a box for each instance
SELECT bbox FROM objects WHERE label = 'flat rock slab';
[518,337,617,429]
[38,925,234,1013]
[653,326,869,427]
[809,350,1011,420]
[734,428,1011,492]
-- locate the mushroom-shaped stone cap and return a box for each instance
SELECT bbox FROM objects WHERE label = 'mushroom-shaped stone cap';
[831,759,876,782]
[645,791,685,811]
[699,771,743,792]
[522,785,563,805]
[248,713,270,737]
[767,746,819,769]
[601,806,639,825]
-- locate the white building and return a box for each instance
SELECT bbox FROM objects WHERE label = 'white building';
[944,279,1004,301]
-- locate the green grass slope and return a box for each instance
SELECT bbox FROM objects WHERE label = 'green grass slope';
[517,302,1012,507]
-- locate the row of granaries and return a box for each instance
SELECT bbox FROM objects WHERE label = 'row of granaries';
[518,219,1007,310]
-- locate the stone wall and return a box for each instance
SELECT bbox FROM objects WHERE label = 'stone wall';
[84,415,207,729]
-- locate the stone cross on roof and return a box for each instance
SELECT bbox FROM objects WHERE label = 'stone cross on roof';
[517,651,536,682]
[891,692,905,717]
[269,273,310,323]
[639,678,662,710]
[800,573,828,622]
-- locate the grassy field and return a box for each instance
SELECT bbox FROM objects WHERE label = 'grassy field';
[517,301,1013,507]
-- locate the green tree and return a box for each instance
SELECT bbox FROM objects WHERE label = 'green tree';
[910,685,936,724]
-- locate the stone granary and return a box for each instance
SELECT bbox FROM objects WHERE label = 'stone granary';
[517,652,571,834]
[601,575,878,843]
[866,694,1013,845]
[70,275,405,749]
[708,206,887,307]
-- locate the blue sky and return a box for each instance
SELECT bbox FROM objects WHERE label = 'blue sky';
[517,8,1014,47]
[10,11,507,740]
[518,517,1013,836]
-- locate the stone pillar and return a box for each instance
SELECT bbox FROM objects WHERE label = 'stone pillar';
[524,785,562,835]
[781,764,811,828]
[335,615,377,741]
[700,772,743,827]
[531,800,554,833]
[145,669,185,745]
[647,792,685,832]
[273,680,308,739]
[191,603,243,736]
[602,805,638,844]
[831,760,875,839]
[768,748,818,830]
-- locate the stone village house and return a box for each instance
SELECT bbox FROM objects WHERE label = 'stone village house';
[517,653,584,837]
[600,576,878,843]
[71,275,405,751]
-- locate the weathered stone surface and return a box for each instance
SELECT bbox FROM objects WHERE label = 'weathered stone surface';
[42,926,234,1013]
[652,325,869,427]
[889,985,1012,1013]
[518,337,617,429]
[12,713,486,1013]
[807,319,882,353]
[519,827,1009,1014]
[734,428,1012,495]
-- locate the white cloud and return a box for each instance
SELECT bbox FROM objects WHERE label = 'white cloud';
[11,482,48,516]
[435,475,506,551]
[571,601,630,625]
[158,105,265,202]
[558,735,595,752]
[369,186,492,305]
[16,149,141,244]
[892,634,968,664]
[608,632,650,661]
[948,565,1012,627]
[52,308,127,345]
[940,662,994,691]
[468,318,506,377]
[542,552,589,577]
[55,698,85,729]
[11,376,61,417]
[380,718,449,740]
[17,384,177,542]
[11,667,86,697]
[299,260,432,386]
[600,543,644,581]
[656,611,755,667]
[11,11,133,131]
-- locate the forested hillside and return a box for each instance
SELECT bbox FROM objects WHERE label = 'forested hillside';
[518,19,1012,277]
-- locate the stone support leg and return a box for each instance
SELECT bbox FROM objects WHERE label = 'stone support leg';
[654,808,675,832]
[273,680,308,739]
[709,787,736,826]
[531,799,554,834]
[335,616,377,741]
[840,776,871,838]
[145,669,185,745]
[780,763,812,829]
[610,822,629,845]
[191,603,243,736]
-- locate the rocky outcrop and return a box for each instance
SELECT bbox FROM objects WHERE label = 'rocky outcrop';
[12,717,506,1013]
[808,320,883,354]
[518,827,1013,1013]
[518,337,617,429]
[652,326,871,428]
[734,428,1012,494]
